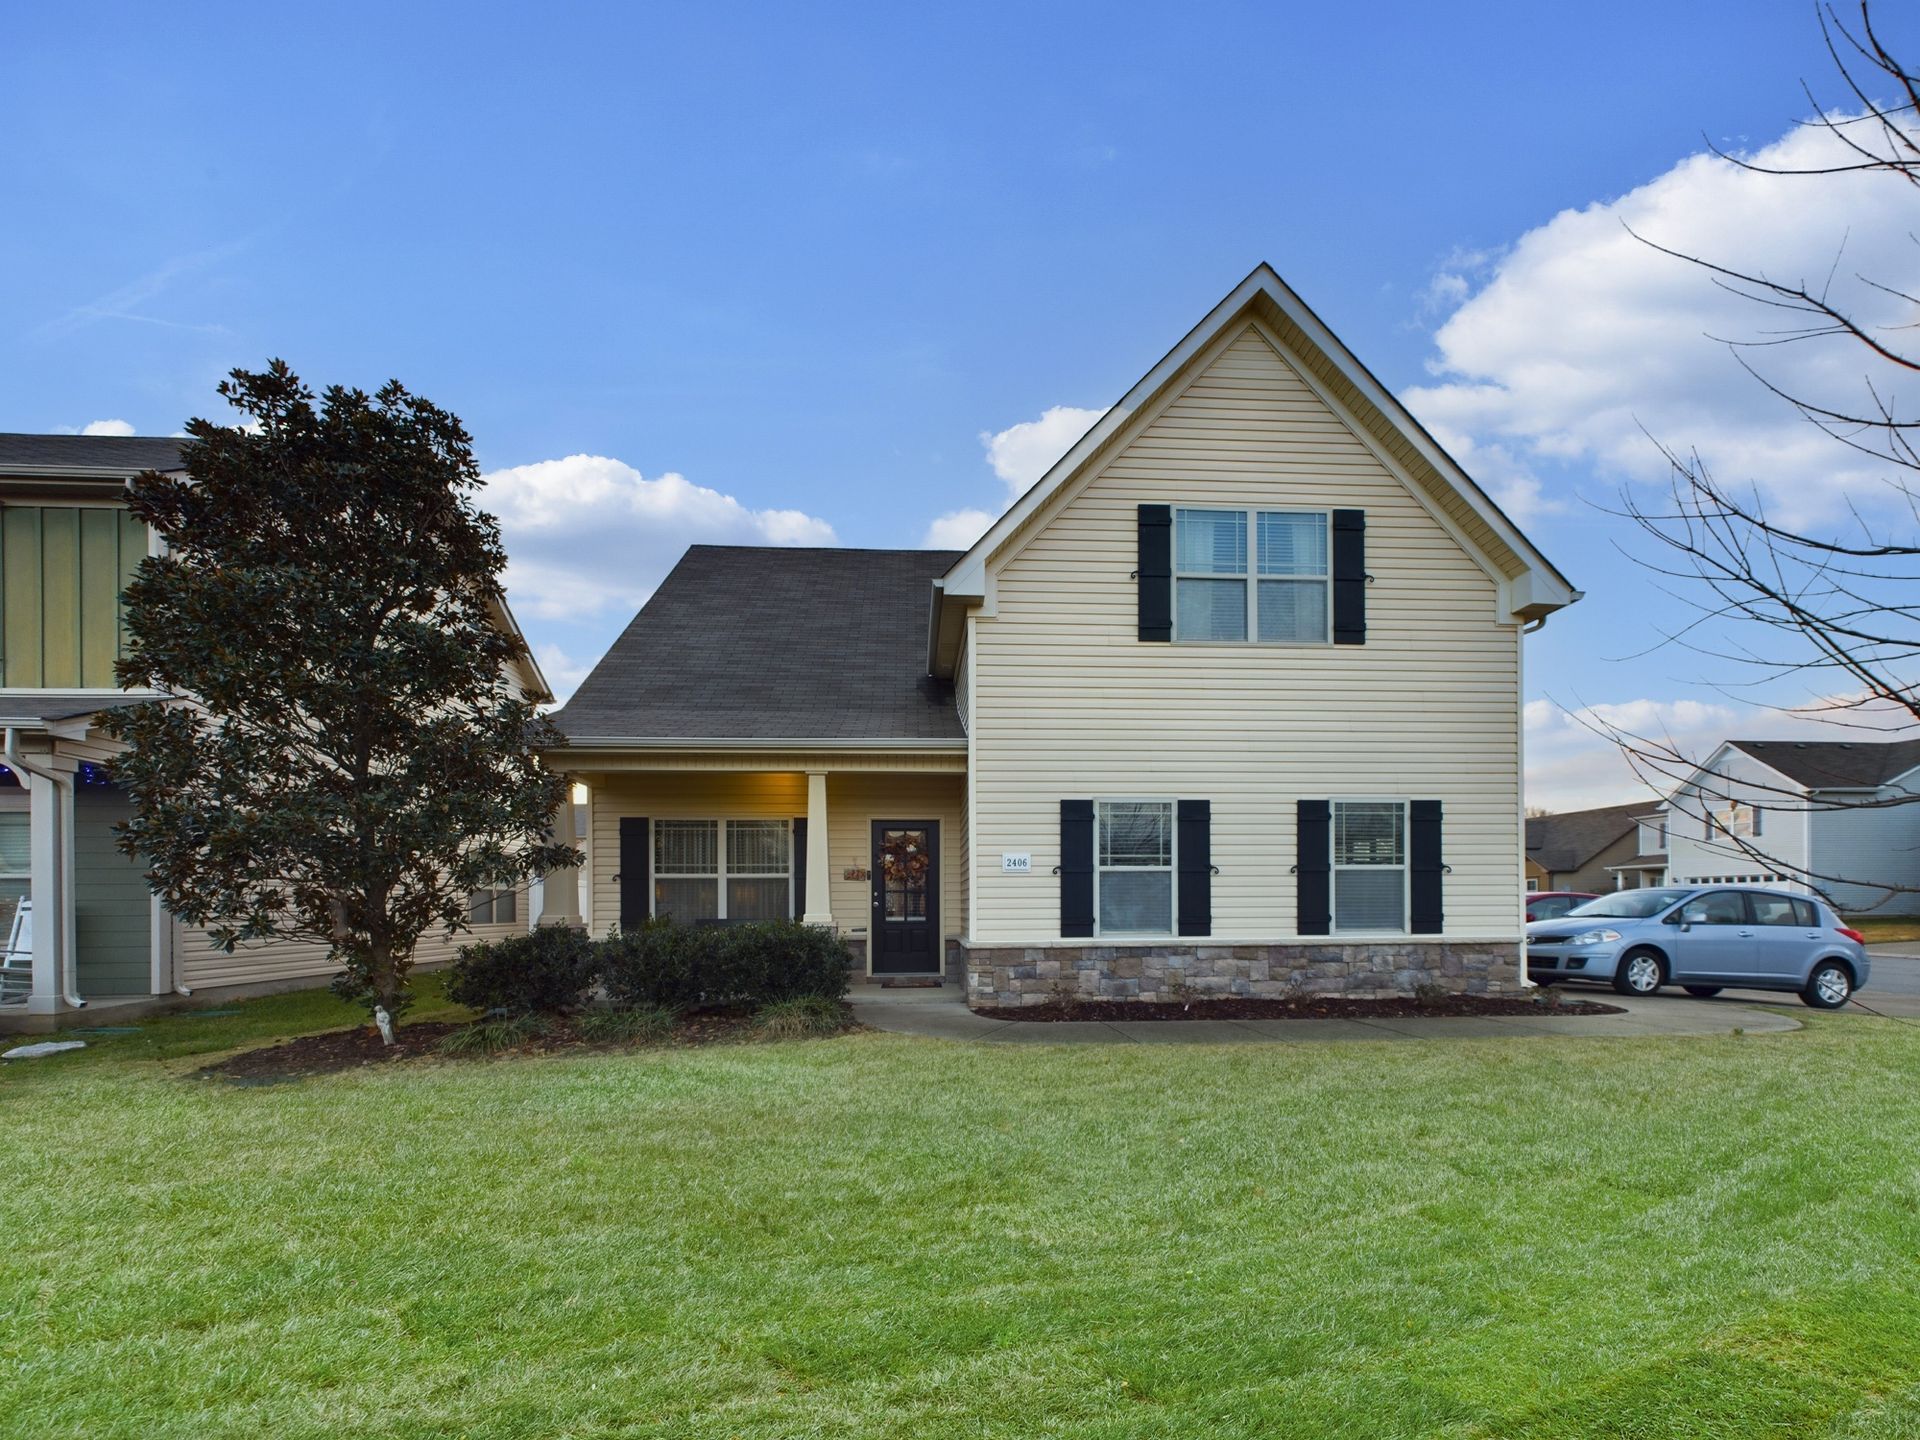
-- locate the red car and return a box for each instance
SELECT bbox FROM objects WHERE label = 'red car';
[1526,890,1598,923]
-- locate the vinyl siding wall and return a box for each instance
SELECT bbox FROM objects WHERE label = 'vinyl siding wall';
[1807,782,1920,917]
[585,770,965,962]
[969,320,1525,943]
[1665,750,1811,890]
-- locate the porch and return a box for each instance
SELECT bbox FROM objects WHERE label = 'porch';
[541,750,968,982]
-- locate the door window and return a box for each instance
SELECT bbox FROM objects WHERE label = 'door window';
[879,829,931,922]
[1678,891,1747,925]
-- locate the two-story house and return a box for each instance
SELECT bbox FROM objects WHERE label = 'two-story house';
[0,433,550,1029]
[1652,737,1920,916]
[541,266,1579,1004]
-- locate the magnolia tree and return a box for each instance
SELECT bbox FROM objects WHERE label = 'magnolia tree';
[105,361,577,1024]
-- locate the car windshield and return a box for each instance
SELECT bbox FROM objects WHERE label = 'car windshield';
[1563,889,1691,919]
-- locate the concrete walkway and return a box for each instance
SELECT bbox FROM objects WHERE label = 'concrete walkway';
[848,985,1805,1045]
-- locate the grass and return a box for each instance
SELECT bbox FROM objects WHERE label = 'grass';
[754,994,848,1038]
[575,1002,677,1045]
[3,989,1919,1437]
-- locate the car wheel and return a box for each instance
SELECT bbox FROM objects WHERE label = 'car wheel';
[1801,961,1853,1010]
[1683,985,1723,998]
[1612,949,1666,997]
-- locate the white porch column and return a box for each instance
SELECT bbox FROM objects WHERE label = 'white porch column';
[539,792,583,927]
[803,770,833,927]
[25,764,72,1015]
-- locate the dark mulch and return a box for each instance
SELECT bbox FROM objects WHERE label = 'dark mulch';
[974,994,1624,1022]
[200,1003,861,1082]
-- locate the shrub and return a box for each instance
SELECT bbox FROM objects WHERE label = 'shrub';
[446,926,597,1017]
[600,919,851,1010]
[576,1002,677,1045]
[437,1013,547,1056]
[754,995,848,1040]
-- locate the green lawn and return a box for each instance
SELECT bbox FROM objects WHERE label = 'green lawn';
[4,987,1919,1438]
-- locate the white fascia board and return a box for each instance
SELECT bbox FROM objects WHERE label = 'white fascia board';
[488,594,552,703]
[1715,741,1815,795]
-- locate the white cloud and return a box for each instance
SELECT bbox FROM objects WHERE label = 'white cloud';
[80,418,136,437]
[1408,116,1920,530]
[921,508,996,549]
[481,454,836,621]
[980,405,1106,498]
[532,643,594,705]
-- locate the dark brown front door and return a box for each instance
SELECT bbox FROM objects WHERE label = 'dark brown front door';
[871,820,939,974]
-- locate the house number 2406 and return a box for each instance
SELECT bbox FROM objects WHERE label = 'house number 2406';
[1001,852,1032,874]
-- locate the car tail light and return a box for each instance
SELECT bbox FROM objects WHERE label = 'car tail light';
[1837,926,1866,944]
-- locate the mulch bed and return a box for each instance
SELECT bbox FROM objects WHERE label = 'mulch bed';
[973,994,1624,1022]
[199,1004,860,1082]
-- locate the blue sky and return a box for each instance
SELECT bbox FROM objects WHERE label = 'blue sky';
[4,2,1912,807]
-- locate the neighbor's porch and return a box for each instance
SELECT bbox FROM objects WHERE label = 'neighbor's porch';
[542,750,968,982]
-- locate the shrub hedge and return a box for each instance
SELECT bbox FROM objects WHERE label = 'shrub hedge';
[601,919,852,1010]
[448,919,852,1017]
[446,925,598,1016]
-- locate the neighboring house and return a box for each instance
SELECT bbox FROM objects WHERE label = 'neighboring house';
[1524,801,1646,892]
[1657,737,1920,916]
[540,266,1579,1005]
[1605,810,1669,890]
[0,433,550,1029]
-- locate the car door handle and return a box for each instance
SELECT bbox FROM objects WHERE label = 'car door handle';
[1737,929,1753,937]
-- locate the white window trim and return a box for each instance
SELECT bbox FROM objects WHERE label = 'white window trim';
[1330,797,1411,936]
[1093,798,1176,938]
[651,818,794,921]
[1172,506,1332,646]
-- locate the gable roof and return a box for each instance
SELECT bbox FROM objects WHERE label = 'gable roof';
[0,433,186,476]
[927,264,1578,674]
[1525,801,1646,874]
[553,546,965,746]
[1724,737,1920,790]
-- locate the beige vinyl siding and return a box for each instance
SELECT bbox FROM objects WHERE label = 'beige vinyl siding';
[172,913,528,992]
[586,770,964,956]
[970,321,1522,942]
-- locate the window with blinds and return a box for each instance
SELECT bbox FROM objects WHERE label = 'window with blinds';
[1332,800,1407,932]
[653,819,792,922]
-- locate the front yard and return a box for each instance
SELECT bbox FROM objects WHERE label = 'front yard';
[3,985,1918,1438]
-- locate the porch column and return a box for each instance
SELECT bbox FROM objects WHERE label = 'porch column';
[539,791,583,927]
[25,764,72,1015]
[802,770,833,927]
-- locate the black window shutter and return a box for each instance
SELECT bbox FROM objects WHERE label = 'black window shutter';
[792,818,808,920]
[1410,800,1444,933]
[1176,799,1211,936]
[618,816,650,930]
[1296,799,1332,935]
[1137,504,1172,642]
[1332,509,1366,645]
[1060,800,1095,937]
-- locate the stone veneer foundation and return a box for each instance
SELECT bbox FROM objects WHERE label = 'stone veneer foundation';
[960,939,1521,1008]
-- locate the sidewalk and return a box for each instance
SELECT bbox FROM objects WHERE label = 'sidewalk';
[848,986,1805,1045]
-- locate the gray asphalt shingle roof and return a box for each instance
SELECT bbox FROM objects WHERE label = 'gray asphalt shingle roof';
[552,546,964,744]
[1728,737,1920,789]
[1525,801,1646,874]
[0,433,186,474]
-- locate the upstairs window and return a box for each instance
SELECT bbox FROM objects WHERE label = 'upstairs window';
[0,505,148,689]
[1174,508,1329,644]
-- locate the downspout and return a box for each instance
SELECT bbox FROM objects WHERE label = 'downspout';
[2,728,86,1009]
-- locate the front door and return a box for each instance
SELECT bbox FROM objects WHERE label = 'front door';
[871,820,940,975]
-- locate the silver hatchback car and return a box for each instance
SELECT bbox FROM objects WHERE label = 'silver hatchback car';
[1525,886,1869,1009]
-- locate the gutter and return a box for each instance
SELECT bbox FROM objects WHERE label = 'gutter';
[1,728,85,1009]
[554,735,967,752]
